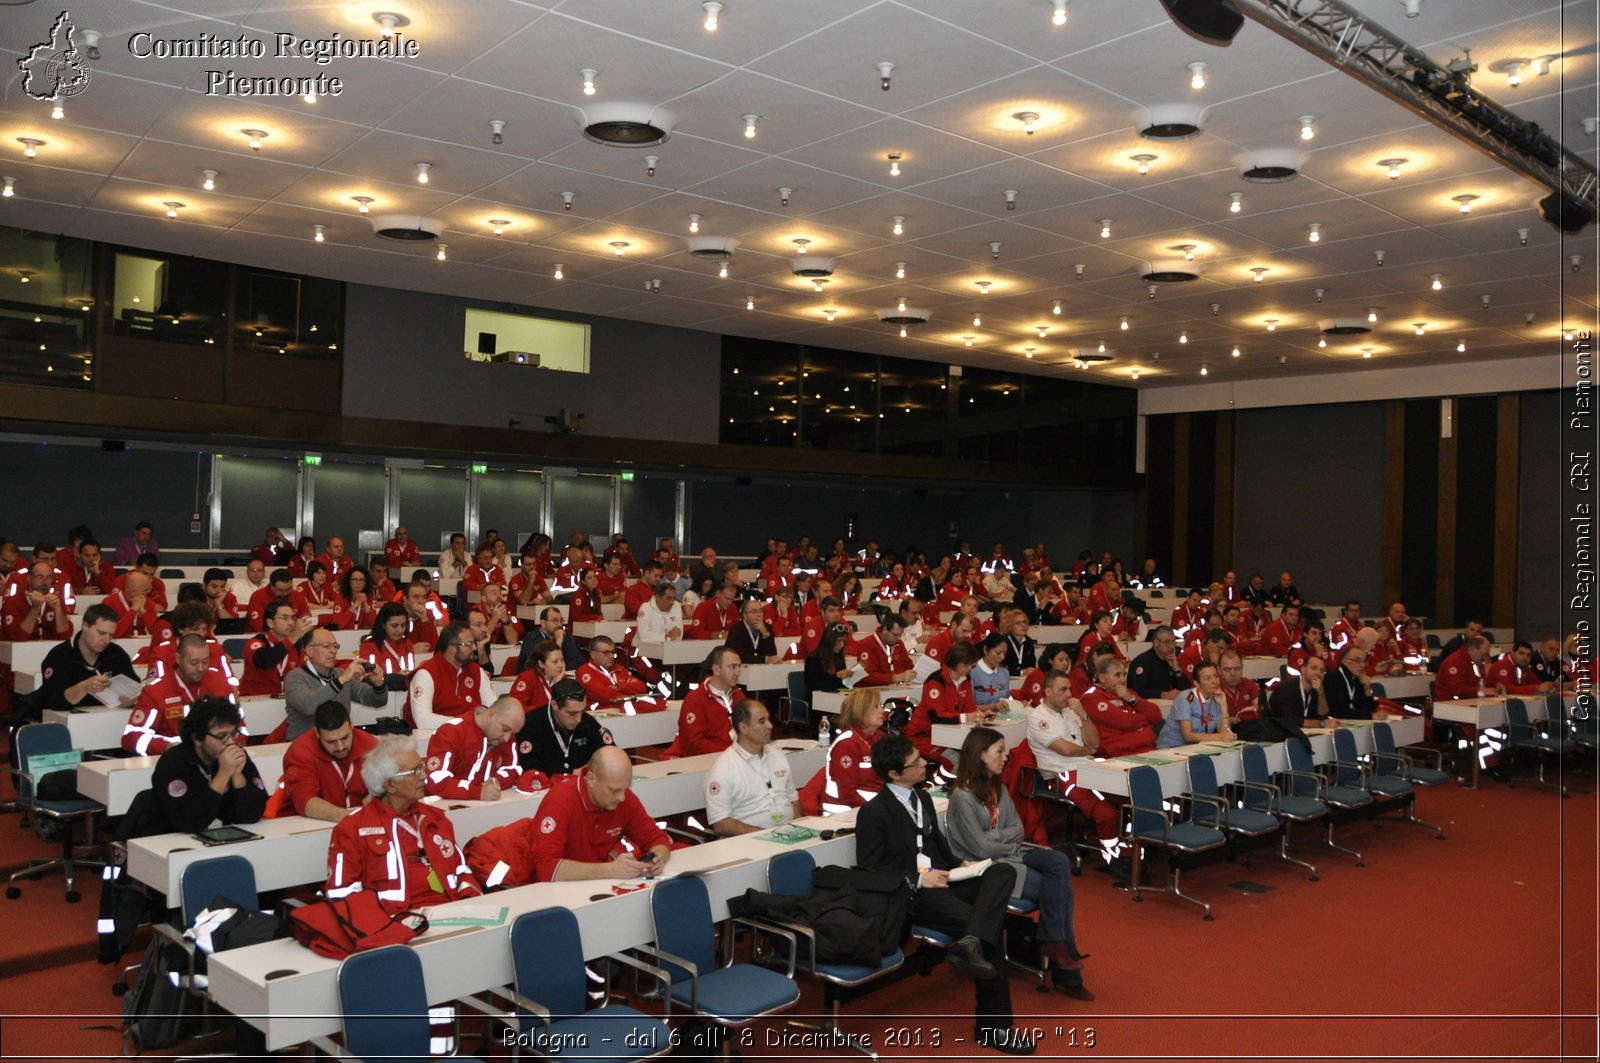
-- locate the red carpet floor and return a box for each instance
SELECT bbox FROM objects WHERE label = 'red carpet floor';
[1,762,1594,1060]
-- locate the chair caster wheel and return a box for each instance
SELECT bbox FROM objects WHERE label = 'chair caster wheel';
[67,890,81,903]
[5,887,19,899]
[1308,875,1319,882]
[1435,834,1446,841]
[112,982,129,997]
[1355,860,1365,868]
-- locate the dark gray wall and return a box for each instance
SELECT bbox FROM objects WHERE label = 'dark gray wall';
[1027,490,1137,566]
[1517,390,1561,643]
[1233,402,1389,608]
[342,284,720,444]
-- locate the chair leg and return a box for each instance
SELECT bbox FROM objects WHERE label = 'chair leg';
[1128,842,1144,904]
[1270,826,1319,881]
[1321,819,1364,867]
[1167,864,1213,921]
[1376,795,1445,839]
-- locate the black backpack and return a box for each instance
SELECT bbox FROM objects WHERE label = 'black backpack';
[121,934,190,1053]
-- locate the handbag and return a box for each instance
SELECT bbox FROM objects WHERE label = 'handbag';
[287,892,428,959]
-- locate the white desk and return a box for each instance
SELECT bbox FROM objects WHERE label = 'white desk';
[740,662,802,692]
[571,621,634,642]
[849,614,880,635]
[1076,750,1192,798]
[0,637,146,673]
[516,604,569,623]
[44,692,404,756]
[634,639,720,667]
[812,684,920,715]
[209,826,860,1050]
[931,711,1028,751]
[1373,673,1434,699]
[1242,656,1287,681]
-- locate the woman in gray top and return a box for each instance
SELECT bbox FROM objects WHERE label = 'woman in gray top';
[946,727,1092,999]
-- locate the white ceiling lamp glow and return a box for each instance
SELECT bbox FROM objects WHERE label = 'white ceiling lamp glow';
[1131,153,1156,175]
[413,161,431,184]
[51,97,64,120]
[1413,322,1426,335]
[743,114,759,139]
[1430,272,1444,290]
[1099,218,1112,239]
[312,223,326,242]
[1228,191,1243,213]
[962,334,974,346]
[18,138,43,158]
[745,296,754,310]
[352,195,373,214]
[1051,0,1069,26]
[1119,316,1130,330]
[580,69,598,96]
[1013,111,1039,135]
[1299,114,1316,141]
[1379,157,1408,180]
[610,240,629,256]
[975,281,991,296]
[687,213,701,233]
[1200,364,1209,375]
[972,312,982,327]
[1004,189,1018,211]
[162,200,184,219]
[489,218,509,235]
[989,241,1002,260]
[1036,325,1049,339]
[1307,222,1321,242]
[1457,341,1467,352]
[1367,306,1379,322]
[891,215,905,236]
[1493,58,1528,88]
[887,152,902,177]
[791,238,810,255]
[702,1,723,31]
[1,177,13,198]
[242,128,267,152]
[372,12,407,37]
[1173,243,1197,261]
[1362,348,1373,358]
[553,263,564,280]
[201,169,217,191]
[435,243,447,261]
[718,261,728,279]
[1314,288,1325,303]
[1317,336,1327,347]
[1178,330,1188,343]
[1053,300,1062,315]
[1250,266,1268,282]
[1188,61,1208,89]
[895,261,907,280]
[1264,318,1278,331]
[825,308,837,322]
[1453,193,1478,213]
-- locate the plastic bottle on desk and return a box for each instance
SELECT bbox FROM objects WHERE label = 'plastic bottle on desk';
[817,715,832,747]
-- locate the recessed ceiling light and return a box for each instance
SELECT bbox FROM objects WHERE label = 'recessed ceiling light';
[414,161,431,184]
[1099,218,1112,239]
[489,219,509,235]
[1179,330,1188,343]
[1131,153,1156,175]
[1250,266,1268,282]
[242,128,267,152]
[1307,222,1321,242]
[891,215,905,235]
[687,213,701,233]
[1004,190,1018,211]
[553,263,564,280]
[976,281,991,295]
[887,152,902,177]
[792,238,809,254]
[1453,193,1478,213]
[1379,157,1408,180]
[372,12,408,37]
[610,241,629,256]
[1431,272,1444,290]
[895,261,906,279]
[1052,299,1062,315]
[1013,111,1040,135]
[1368,307,1379,322]
[1265,318,1278,331]
[1299,115,1316,141]
[201,170,217,190]
[743,114,759,138]
[1051,0,1069,27]
[0,177,13,197]
[1188,61,1207,90]
[312,224,325,242]
[435,243,447,261]
[1228,191,1243,213]
[1414,322,1426,335]
[162,200,184,218]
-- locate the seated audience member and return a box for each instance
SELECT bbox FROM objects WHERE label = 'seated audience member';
[472,581,524,647]
[325,733,482,908]
[396,579,440,650]
[1216,569,1241,603]
[365,560,399,605]
[461,543,506,595]
[331,566,380,631]
[36,604,138,710]
[688,581,739,640]
[201,567,241,621]
[424,696,525,800]
[113,521,159,566]
[123,635,235,755]
[115,553,169,610]
[706,700,801,835]
[240,601,313,696]
[1398,618,1430,668]
[407,622,494,730]
[1268,655,1338,730]
[359,603,416,678]
[510,550,552,609]
[946,726,1088,993]
[1,559,72,642]
[1001,611,1037,673]
[289,560,343,620]
[141,602,238,696]
[286,536,317,578]
[1259,603,1305,657]
[1156,661,1233,748]
[970,633,1012,707]
[284,628,387,742]
[438,532,471,582]
[517,677,613,778]
[1435,636,1501,700]
[634,582,684,646]
[251,526,292,566]
[469,747,671,888]
[623,561,661,620]
[575,636,655,711]
[725,598,782,664]
[1111,600,1143,642]
[1526,636,1564,686]
[270,700,378,820]
[1075,610,1124,663]
[925,612,978,668]
[1268,570,1302,608]
[790,597,844,659]
[823,688,887,811]
[856,732,1033,1053]
[595,552,629,604]
[665,646,744,757]
[1328,601,1365,652]
[1167,589,1205,637]
[1069,642,1117,700]
[1178,629,1234,682]
[764,585,803,639]
[1323,645,1383,721]
[1287,620,1337,673]
[1436,619,1490,666]
[317,536,353,584]
[1364,626,1410,677]
[1017,642,1073,707]
[1217,650,1262,726]
[384,525,421,572]
[907,639,980,780]
[1221,604,1258,655]
[567,566,605,622]
[1080,656,1163,756]
[509,639,567,711]
[244,569,294,634]
[853,614,917,686]
[1027,668,1119,869]
[804,622,853,699]
[74,539,116,595]
[120,696,265,838]
[515,607,584,675]
[1127,625,1187,699]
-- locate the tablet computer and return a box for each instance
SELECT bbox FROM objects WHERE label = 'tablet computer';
[193,825,262,846]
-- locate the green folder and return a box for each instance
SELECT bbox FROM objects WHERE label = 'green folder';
[755,825,820,845]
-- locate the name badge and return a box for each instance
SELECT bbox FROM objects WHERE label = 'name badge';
[916,853,932,873]
[359,827,385,836]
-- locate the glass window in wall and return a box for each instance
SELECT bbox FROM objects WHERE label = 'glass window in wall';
[877,355,948,459]
[800,348,877,453]
[312,459,386,549]
[720,338,801,448]
[0,228,92,389]
[399,467,470,556]
[1019,375,1136,476]
[478,468,544,552]
[110,246,226,346]
[954,367,1021,464]
[217,454,300,548]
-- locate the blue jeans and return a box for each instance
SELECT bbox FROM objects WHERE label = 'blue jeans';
[1021,847,1081,982]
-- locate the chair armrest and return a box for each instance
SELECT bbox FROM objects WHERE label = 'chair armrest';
[1330,758,1370,786]
[1126,801,1171,844]
[457,992,515,1024]
[632,943,699,1014]
[605,951,675,1015]
[1275,768,1327,798]
[1185,792,1230,826]
[308,1034,355,1058]
[151,921,197,983]
[732,915,810,977]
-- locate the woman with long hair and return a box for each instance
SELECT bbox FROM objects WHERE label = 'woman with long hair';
[359,603,414,677]
[507,639,566,711]
[805,622,853,698]
[335,565,380,632]
[1018,643,1073,707]
[947,727,1089,996]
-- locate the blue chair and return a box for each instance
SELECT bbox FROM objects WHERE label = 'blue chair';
[507,907,671,1062]
[1504,698,1578,795]
[1283,739,1367,866]
[312,944,498,1062]
[1185,753,1298,878]
[759,849,904,1056]
[783,669,810,729]
[1331,728,1441,838]
[642,875,799,1049]
[6,722,106,902]
[221,637,249,660]
[149,855,260,1029]
[1238,744,1320,879]
[1125,765,1226,919]
[1372,723,1450,789]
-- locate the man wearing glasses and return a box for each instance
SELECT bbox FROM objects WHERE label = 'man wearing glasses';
[326,734,483,908]
[574,636,657,712]
[124,696,266,837]
[283,628,387,741]
[408,622,496,731]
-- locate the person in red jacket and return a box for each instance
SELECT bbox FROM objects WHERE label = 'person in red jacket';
[384,526,421,573]
[623,562,661,620]
[123,635,238,755]
[240,601,313,696]
[367,560,400,605]
[1079,656,1162,757]
[1258,604,1305,658]
[325,734,483,909]
[331,567,381,632]
[822,688,888,811]
[1075,610,1124,664]
[574,636,658,712]
[285,537,317,579]
[1435,637,1501,700]
[851,615,916,686]
[1217,651,1263,723]
[244,570,294,633]
[0,559,72,642]
[316,536,353,585]
[1487,642,1556,695]
[422,696,524,800]
[289,561,344,621]
[73,539,117,595]
[665,646,744,757]
[100,571,162,639]
[787,598,843,660]
[461,544,505,596]
[1221,604,1259,656]
[473,582,524,647]
[923,612,977,670]
[407,622,494,729]
[270,701,378,820]
[764,585,803,639]
[1167,589,1205,637]
[359,604,416,679]
[1018,643,1074,707]
[474,747,671,886]
[1287,621,1338,674]
[904,640,979,780]
[252,527,293,566]
[688,582,738,640]
[2,542,76,610]
[508,639,566,712]
[595,553,629,604]
[1328,601,1365,652]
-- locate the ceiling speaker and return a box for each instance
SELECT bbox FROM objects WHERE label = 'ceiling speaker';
[1158,0,1245,46]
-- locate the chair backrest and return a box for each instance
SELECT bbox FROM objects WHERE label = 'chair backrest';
[1369,681,1386,699]
[651,875,717,984]
[1283,739,1319,795]
[338,944,430,1063]
[180,854,258,926]
[1372,723,1395,754]
[1185,755,1221,825]
[221,637,248,659]
[1504,698,1534,740]
[512,907,588,1020]
[1426,634,1441,649]
[14,723,74,803]
[1127,766,1164,834]
[786,670,807,715]
[768,849,816,898]
[161,568,185,579]
[1331,728,1362,785]
[1239,745,1271,809]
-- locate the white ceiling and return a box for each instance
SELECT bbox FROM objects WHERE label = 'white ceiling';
[1,0,1595,389]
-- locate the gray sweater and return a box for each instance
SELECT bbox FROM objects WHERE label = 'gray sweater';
[945,787,1029,898]
[282,662,387,740]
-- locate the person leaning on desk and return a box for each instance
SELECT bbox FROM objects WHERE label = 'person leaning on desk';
[34,602,138,709]
[120,696,267,838]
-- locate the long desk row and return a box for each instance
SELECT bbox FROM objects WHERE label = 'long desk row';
[44,693,406,753]
[126,742,825,907]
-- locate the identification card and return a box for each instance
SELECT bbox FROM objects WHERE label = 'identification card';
[916,853,932,874]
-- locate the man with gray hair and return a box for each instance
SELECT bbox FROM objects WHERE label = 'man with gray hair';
[1126,625,1187,700]
[325,733,483,908]
[423,696,525,800]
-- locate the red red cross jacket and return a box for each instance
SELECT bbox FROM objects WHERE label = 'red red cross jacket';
[122,669,238,755]
[325,799,482,909]
[851,632,912,686]
[664,683,744,758]
[1079,683,1161,757]
[270,726,378,817]
[423,714,520,800]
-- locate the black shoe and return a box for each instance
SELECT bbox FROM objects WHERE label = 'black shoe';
[946,935,997,980]
[977,1028,1037,1055]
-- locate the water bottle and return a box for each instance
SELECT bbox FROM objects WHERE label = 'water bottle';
[817,715,832,747]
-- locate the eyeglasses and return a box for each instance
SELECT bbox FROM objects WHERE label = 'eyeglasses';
[594,649,616,656]
[206,730,239,743]
[308,641,339,651]
[389,764,426,780]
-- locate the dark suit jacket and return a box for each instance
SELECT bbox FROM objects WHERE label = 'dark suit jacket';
[724,621,776,664]
[1267,679,1321,725]
[858,786,956,886]
[1323,666,1376,720]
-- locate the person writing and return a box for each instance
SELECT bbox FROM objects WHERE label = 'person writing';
[1156,660,1234,748]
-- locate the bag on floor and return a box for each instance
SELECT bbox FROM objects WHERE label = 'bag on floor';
[287,892,428,958]
[121,933,190,1053]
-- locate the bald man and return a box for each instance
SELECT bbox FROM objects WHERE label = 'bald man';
[423,696,525,801]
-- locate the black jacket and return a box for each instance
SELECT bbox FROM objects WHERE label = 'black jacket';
[858,786,956,887]
[37,635,138,712]
[1127,647,1189,699]
[1323,666,1376,720]
[517,705,613,776]
[120,742,267,839]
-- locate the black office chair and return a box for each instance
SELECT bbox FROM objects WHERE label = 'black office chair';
[6,723,107,902]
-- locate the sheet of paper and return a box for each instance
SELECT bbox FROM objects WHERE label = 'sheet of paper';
[91,673,144,707]
[948,858,993,882]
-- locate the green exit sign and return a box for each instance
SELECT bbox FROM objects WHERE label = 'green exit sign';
[304,454,322,466]
[619,471,635,482]
[471,463,488,475]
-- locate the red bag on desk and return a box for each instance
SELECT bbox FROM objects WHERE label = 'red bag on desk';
[287,893,428,958]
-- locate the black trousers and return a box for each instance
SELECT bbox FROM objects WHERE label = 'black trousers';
[910,863,1016,1032]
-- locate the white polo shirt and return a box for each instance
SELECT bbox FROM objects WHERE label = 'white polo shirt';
[705,741,798,829]
[1027,704,1089,777]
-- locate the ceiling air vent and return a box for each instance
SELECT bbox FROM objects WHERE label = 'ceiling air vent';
[687,236,739,259]
[1136,103,1204,140]
[1319,316,1372,336]
[790,257,839,279]
[1139,258,1200,283]
[1236,148,1304,183]
[878,306,929,326]
[580,102,676,147]
[369,214,442,242]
